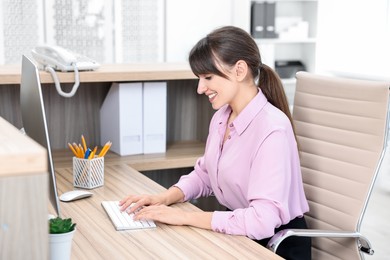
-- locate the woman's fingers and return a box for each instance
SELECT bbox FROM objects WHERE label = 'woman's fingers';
[134,205,186,226]
[119,194,159,212]
[119,195,142,211]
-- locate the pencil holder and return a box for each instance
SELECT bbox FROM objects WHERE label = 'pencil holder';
[73,156,104,189]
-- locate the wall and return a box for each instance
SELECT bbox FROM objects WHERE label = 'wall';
[316,0,390,80]
[165,0,250,62]
[0,0,164,64]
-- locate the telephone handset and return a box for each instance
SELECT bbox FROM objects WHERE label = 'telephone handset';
[31,45,100,72]
[31,45,100,97]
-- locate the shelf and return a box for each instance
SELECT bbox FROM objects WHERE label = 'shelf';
[251,0,318,74]
[53,141,205,172]
[255,38,316,44]
[0,63,196,85]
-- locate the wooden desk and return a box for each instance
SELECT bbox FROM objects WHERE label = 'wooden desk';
[55,161,282,259]
[0,63,196,84]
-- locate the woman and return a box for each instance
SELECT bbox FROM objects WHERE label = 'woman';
[119,26,311,259]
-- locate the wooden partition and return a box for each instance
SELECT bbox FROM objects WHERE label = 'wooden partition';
[0,117,48,260]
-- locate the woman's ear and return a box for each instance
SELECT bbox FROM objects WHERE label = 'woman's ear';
[235,60,248,81]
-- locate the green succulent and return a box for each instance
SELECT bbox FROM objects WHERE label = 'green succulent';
[49,217,76,234]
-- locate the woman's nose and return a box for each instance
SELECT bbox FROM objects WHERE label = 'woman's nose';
[197,79,207,94]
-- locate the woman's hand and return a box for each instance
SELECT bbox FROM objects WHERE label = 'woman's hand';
[119,186,186,214]
[133,205,213,230]
[119,194,163,214]
[133,205,188,226]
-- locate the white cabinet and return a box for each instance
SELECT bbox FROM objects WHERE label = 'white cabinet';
[251,0,318,72]
[250,0,318,106]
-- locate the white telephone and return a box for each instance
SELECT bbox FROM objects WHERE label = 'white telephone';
[31,45,100,72]
[31,45,100,97]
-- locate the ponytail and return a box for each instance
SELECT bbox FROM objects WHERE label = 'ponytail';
[258,64,296,135]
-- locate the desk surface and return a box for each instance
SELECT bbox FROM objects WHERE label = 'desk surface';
[55,162,282,259]
[0,63,197,84]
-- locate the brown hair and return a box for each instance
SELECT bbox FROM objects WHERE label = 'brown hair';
[189,26,295,134]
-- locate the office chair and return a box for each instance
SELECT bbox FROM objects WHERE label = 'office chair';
[267,72,390,259]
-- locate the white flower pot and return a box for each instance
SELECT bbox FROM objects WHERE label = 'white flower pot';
[49,229,76,260]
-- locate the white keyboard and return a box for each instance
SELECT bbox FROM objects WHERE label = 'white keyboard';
[101,201,156,231]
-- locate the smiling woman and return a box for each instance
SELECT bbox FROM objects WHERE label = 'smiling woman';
[119,26,311,260]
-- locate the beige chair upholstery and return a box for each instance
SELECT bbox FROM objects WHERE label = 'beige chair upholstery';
[267,72,390,259]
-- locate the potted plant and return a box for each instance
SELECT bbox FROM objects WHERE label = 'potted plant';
[49,217,76,260]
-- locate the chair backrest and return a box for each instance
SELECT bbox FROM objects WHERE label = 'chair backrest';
[293,72,389,259]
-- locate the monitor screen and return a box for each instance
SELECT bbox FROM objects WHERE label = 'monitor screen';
[20,55,61,217]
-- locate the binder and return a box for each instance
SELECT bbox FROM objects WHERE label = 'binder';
[251,1,266,38]
[100,82,143,155]
[143,82,167,154]
[264,2,278,38]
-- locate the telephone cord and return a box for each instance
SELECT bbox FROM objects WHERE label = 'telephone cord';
[45,63,80,98]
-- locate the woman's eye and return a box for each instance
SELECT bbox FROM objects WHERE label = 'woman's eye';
[205,76,212,80]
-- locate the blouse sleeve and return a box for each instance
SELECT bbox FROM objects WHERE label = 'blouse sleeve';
[211,128,303,240]
[173,112,222,201]
[174,156,214,201]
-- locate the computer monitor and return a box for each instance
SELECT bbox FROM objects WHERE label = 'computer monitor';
[20,55,61,217]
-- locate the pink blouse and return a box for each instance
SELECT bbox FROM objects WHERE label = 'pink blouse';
[175,89,309,240]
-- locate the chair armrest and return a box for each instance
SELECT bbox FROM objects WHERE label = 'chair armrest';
[267,229,374,255]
